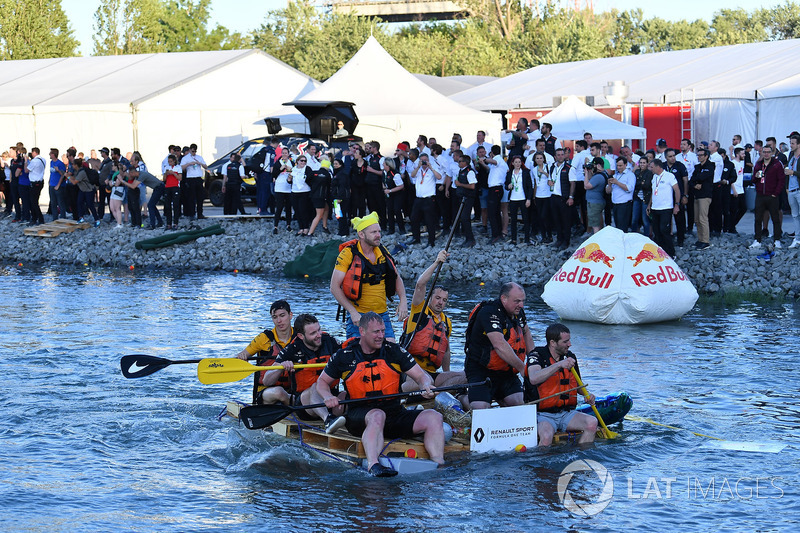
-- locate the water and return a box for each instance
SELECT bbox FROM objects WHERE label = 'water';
[1,266,798,531]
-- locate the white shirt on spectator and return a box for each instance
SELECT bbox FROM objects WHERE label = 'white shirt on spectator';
[732,160,745,194]
[415,167,436,197]
[678,151,698,177]
[27,156,46,182]
[709,152,724,183]
[611,169,635,204]
[487,155,508,187]
[525,151,554,171]
[650,170,678,210]
[569,150,590,182]
[181,153,207,178]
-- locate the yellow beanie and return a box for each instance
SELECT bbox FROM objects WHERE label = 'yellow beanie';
[352,211,380,232]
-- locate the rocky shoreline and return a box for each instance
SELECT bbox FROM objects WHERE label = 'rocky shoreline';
[2,217,798,300]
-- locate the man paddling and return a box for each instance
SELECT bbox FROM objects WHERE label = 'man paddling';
[235,300,294,404]
[464,282,534,410]
[524,323,597,446]
[316,312,444,477]
[331,211,408,342]
[259,314,346,433]
[401,249,467,399]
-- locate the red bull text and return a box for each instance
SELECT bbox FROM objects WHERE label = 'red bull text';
[550,266,614,289]
[631,265,687,287]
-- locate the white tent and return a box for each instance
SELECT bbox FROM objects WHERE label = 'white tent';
[0,49,318,170]
[546,96,646,140]
[451,39,800,144]
[285,37,501,149]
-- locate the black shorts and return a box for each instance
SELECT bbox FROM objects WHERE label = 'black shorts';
[464,360,522,404]
[311,198,326,209]
[344,402,421,439]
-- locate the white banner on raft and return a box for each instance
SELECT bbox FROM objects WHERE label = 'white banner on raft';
[470,405,538,453]
[542,227,698,324]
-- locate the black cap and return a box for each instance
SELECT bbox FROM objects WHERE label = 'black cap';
[744,143,753,149]
[656,138,667,147]
[100,147,109,154]
[788,131,800,139]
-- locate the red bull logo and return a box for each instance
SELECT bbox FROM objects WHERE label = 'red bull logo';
[550,266,614,289]
[627,243,669,267]
[571,243,615,268]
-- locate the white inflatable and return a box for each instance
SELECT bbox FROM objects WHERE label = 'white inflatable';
[542,227,698,324]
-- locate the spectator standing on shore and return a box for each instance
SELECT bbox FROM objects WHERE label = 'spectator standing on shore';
[107,162,127,228]
[271,148,293,235]
[785,134,800,249]
[97,148,113,220]
[569,140,590,235]
[750,145,785,249]
[607,157,635,232]
[504,118,529,160]
[679,139,699,232]
[648,159,680,257]
[136,168,166,229]
[729,147,747,233]
[531,152,553,243]
[382,158,405,235]
[221,152,246,216]
[718,149,736,234]
[15,148,31,223]
[583,157,607,234]
[549,148,573,250]
[708,141,726,236]
[307,158,332,237]
[506,155,533,245]
[664,148,689,246]
[690,148,714,250]
[68,158,100,226]
[24,148,46,226]
[163,154,181,230]
[466,130,491,161]
[290,153,313,236]
[349,145,368,219]
[118,165,142,228]
[409,152,439,248]
[48,148,67,221]
[180,143,207,220]
[331,158,350,236]
[632,157,653,237]
[483,145,508,244]
[453,154,477,247]
[365,142,386,228]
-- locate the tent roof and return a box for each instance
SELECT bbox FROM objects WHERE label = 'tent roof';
[0,49,317,107]
[451,39,800,110]
[292,36,489,117]
[545,96,646,140]
[413,74,498,96]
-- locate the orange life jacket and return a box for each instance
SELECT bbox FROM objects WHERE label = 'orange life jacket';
[253,329,293,401]
[486,323,526,372]
[287,334,340,392]
[338,240,398,301]
[343,349,403,399]
[403,313,449,370]
[536,356,578,412]
[466,301,527,373]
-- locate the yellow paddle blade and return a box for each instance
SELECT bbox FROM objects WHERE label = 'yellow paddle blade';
[197,358,326,385]
[571,368,618,439]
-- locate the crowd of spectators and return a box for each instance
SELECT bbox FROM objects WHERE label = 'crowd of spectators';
[2,124,798,253]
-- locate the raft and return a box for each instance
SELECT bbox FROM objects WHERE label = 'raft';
[225,391,632,473]
[134,224,225,250]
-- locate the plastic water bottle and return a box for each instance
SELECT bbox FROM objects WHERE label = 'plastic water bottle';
[435,392,464,414]
[333,200,342,219]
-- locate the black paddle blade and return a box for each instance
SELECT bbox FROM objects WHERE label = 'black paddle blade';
[239,403,295,429]
[120,355,172,379]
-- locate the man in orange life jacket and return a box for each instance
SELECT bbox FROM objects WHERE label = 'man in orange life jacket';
[316,312,443,477]
[235,300,295,404]
[525,323,596,446]
[260,314,346,433]
[331,211,408,342]
[464,282,534,410]
[401,249,467,397]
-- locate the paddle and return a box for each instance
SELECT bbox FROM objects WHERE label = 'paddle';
[120,354,255,379]
[524,385,585,406]
[402,197,466,350]
[197,358,326,385]
[238,379,489,430]
[624,415,787,453]
[571,368,618,439]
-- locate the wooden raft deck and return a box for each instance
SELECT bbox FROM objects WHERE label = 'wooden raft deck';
[24,219,92,237]
[226,401,470,461]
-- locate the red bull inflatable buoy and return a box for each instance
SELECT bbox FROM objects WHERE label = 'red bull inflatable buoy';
[542,227,698,324]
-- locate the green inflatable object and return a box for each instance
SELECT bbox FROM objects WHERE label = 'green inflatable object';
[135,224,225,250]
[283,239,344,279]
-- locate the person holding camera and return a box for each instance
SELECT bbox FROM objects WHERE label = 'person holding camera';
[410,153,440,247]
[583,157,608,234]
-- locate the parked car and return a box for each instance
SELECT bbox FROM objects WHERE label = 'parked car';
[204,134,361,207]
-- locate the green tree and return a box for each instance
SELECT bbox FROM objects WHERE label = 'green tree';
[761,1,800,39]
[708,8,768,45]
[640,18,710,52]
[0,0,78,59]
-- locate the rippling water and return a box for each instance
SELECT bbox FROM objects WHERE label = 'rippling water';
[1,266,798,531]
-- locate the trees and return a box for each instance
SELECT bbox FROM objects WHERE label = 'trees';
[0,0,78,60]
[93,0,245,55]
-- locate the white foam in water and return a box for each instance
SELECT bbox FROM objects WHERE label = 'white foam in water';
[703,441,787,453]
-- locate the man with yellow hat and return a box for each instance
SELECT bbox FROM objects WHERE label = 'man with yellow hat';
[331,211,408,341]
